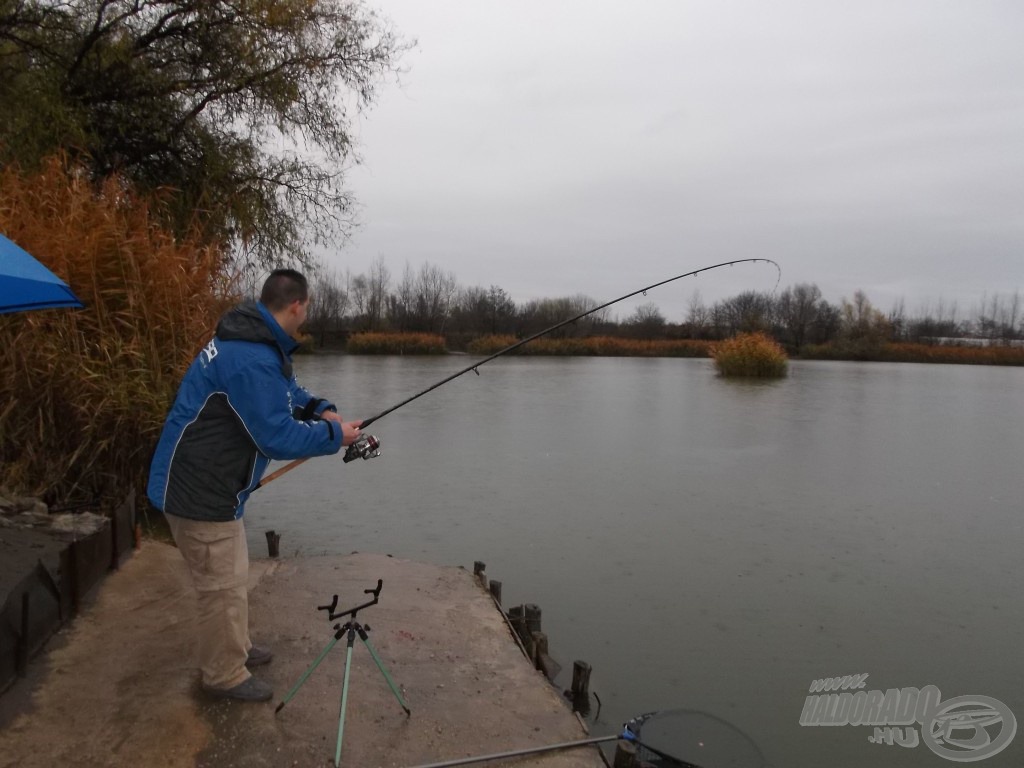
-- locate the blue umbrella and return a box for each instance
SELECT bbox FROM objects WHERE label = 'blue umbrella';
[0,233,84,314]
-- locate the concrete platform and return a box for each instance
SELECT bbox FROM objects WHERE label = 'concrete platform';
[0,541,606,768]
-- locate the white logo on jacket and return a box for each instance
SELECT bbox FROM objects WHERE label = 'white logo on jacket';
[201,339,218,365]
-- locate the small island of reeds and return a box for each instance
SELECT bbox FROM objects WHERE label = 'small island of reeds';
[711,332,788,378]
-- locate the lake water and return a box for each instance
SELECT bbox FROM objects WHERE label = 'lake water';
[245,355,1024,767]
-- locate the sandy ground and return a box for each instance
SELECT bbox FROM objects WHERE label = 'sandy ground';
[0,541,607,768]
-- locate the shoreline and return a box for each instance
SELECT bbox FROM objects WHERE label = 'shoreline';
[310,336,1024,366]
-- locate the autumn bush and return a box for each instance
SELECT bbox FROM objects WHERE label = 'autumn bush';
[0,157,235,504]
[466,334,712,357]
[711,332,788,378]
[346,332,446,354]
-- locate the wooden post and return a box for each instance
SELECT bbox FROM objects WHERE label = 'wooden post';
[487,581,503,606]
[523,633,536,663]
[571,660,592,698]
[507,605,535,658]
[265,530,281,558]
[525,603,542,633]
[613,740,638,768]
[473,560,487,588]
[533,631,549,658]
[527,631,540,665]
[565,658,593,716]
[508,605,527,642]
[533,631,556,677]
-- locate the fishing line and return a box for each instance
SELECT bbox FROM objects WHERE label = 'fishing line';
[257,258,780,489]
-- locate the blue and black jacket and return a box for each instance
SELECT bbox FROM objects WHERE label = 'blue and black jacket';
[147,301,342,521]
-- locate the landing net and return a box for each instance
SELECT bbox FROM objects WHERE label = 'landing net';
[624,709,766,768]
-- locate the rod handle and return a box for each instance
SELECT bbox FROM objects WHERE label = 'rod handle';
[255,457,308,489]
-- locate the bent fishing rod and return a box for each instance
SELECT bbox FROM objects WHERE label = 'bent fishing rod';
[257,257,780,490]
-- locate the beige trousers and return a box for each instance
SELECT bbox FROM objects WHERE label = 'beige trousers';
[165,513,253,689]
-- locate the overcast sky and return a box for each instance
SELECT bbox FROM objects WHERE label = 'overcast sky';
[327,0,1024,322]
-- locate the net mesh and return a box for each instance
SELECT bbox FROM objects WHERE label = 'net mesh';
[625,709,766,768]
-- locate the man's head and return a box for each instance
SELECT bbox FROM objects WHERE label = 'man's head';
[260,269,309,336]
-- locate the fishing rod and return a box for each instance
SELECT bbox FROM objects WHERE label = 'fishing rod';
[406,707,767,768]
[406,733,695,768]
[257,258,780,489]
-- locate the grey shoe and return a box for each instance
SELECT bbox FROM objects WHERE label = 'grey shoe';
[246,645,273,667]
[202,676,273,702]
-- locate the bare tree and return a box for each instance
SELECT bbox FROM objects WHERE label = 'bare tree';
[714,291,775,336]
[388,262,416,331]
[307,267,351,346]
[778,283,823,350]
[486,285,517,335]
[888,297,907,341]
[686,290,711,339]
[350,273,370,328]
[517,294,606,338]
[839,290,891,352]
[449,284,517,336]
[626,302,666,338]
[414,262,458,334]
[1008,291,1021,340]
[366,256,391,331]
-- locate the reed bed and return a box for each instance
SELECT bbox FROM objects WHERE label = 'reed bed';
[346,332,447,354]
[711,332,788,378]
[466,335,712,357]
[0,157,234,503]
[801,342,1024,366]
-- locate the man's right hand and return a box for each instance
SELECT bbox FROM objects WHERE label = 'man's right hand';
[340,421,363,447]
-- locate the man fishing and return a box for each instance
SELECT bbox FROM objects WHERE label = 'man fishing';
[147,268,363,702]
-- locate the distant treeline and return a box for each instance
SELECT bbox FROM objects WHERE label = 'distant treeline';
[297,259,1024,356]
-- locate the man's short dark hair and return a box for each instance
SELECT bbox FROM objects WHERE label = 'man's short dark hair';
[260,269,309,311]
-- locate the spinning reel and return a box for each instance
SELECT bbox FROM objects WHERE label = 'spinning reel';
[343,433,381,463]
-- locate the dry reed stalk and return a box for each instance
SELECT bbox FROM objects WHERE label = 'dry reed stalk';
[0,156,236,503]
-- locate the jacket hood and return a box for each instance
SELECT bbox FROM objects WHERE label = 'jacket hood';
[218,302,299,350]
[216,301,297,375]
[216,302,273,342]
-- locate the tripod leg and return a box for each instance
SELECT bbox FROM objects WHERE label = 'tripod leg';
[275,634,340,714]
[334,628,356,767]
[358,629,411,715]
